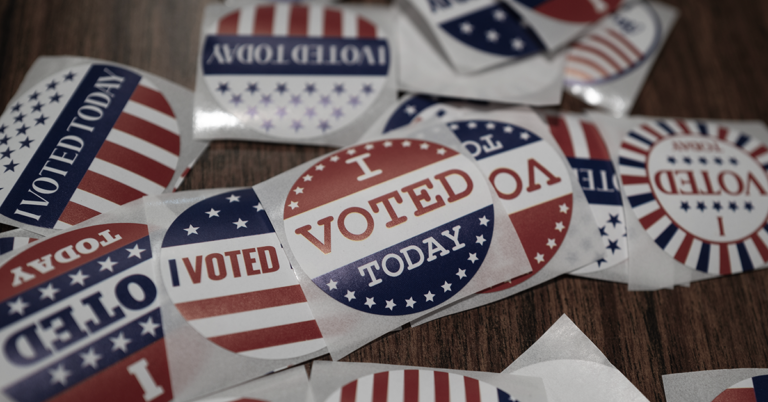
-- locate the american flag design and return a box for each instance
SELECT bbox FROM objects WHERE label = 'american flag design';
[0,223,173,402]
[323,369,518,402]
[202,4,390,139]
[619,120,768,275]
[160,189,325,360]
[445,121,573,293]
[548,115,627,274]
[438,3,544,57]
[712,375,768,402]
[0,64,181,230]
[282,139,495,316]
[565,2,660,84]
[0,236,37,256]
[513,0,620,23]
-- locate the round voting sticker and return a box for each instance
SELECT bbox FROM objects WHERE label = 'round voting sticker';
[201,4,390,139]
[619,120,768,275]
[438,3,543,57]
[515,0,621,23]
[0,223,173,402]
[0,64,181,229]
[323,369,516,402]
[283,139,495,316]
[711,375,768,402]
[160,189,324,359]
[565,3,660,84]
[447,121,573,292]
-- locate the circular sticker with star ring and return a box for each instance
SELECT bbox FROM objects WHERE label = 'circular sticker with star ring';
[201,4,390,139]
[0,64,181,230]
[446,121,574,293]
[283,139,495,316]
[618,119,768,275]
[160,189,325,359]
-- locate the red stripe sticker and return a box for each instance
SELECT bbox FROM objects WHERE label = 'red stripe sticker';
[289,5,308,37]
[324,9,342,37]
[404,370,419,402]
[208,320,323,353]
[78,170,146,205]
[254,5,274,35]
[434,371,450,402]
[720,244,731,275]
[373,372,389,402]
[547,115,575,158]
[219,11,239,35]
[573,43,623,71]
[57,201,101,226]
[130,85,175,117]
[174,284,308,320]
[113,113,180,155]
[582,121,611,160]
[464,376,480,402]
[96,141,175,187]
[358,17,376,38]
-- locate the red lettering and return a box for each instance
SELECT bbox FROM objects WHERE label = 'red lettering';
[182,256,203,284]
[338,207,374,241]
[295,216,334,254]
[746,171,768,195]
[654,171,678,194]
[489,168,523,200]
[699,171,721,195]
[224,250,242,277]
[434,169,473,203]
[368,191,407,228]
[676,170,699,195]
[719,171,744,195]
[242,248,260,275]
[526,158,561,192]
[401,178,445,216]
[205,253,227,281]
[257,246,280,273]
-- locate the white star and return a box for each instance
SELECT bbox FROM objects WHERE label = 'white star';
[38,283,60,301]
[69,269,89,286]
[227,194,240,203]
[330,155,340,162]
[384,141,393,148]
[254,203,264,212]
[184,224,199,235]
[98,257,118,273]
[205,208,220,217]
[425,291,435,302]
[233,218,248,229]
[405,105,417,115]
[449,123,459,130]
[315,163,325,171]
[504,125,513,133]
[520,132,531,141]
[511,37,525,51]
[288,201,299,210]
[385,299,396,310]
[559,203,570,214]
[293,187,304,195]
[80,347,102,369]
[420,142,429,150]
[405,297,416,308]
[493,8,507,21]
[468,253,479,263]
[535,253,545,263]
[365,143,375,151]
[486,122,496,129]
[139,317,160,337]
[486,29,499,43]
[7,297,29,316]
[467,122,477,129]
[111,332,132,353]
[476,235,486,246]
[437,148,446,155]
[441,281,452,292]
[346,149,357,156]
[456,268,467,279]
[364,297,376,308]
[402,140,411,147]
[546,238,557,249]
[327,279,338,290]
[49,363,71,386]
[479,216,489,226]
[460,21,474,35]
[126,244,145,259]
[303,174,313,182]
[555,222,565,232]
[344,290,356,302]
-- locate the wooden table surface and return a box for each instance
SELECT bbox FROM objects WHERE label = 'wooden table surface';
[1,0,768,401]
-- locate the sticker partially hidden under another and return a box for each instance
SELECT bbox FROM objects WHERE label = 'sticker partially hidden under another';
[711,375,768,402]
[160,189,325,359]
[282,139,495,316]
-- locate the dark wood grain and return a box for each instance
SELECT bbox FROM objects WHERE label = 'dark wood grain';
[1,1,767,401]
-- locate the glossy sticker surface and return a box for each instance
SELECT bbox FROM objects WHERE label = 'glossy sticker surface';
[283,139,494,316]
[619,120,768,275]
[447,121,573,292]
[548,115,626,273]
[324,369,515,402]
[711,375,768,402]
[201,4,390,139]
[0,224,172,402]
[0,64,181,229]
[565,2,660,84]
[514,0,621,23]
[161,189,324,359]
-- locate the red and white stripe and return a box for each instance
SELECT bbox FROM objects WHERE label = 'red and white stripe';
[547,115,611,160]
[325,370,507,402]
[54,78,180,229]
[712,377,759,402]
[215,4,381,39]
[173,156,199,192]
[565,27,644,82]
